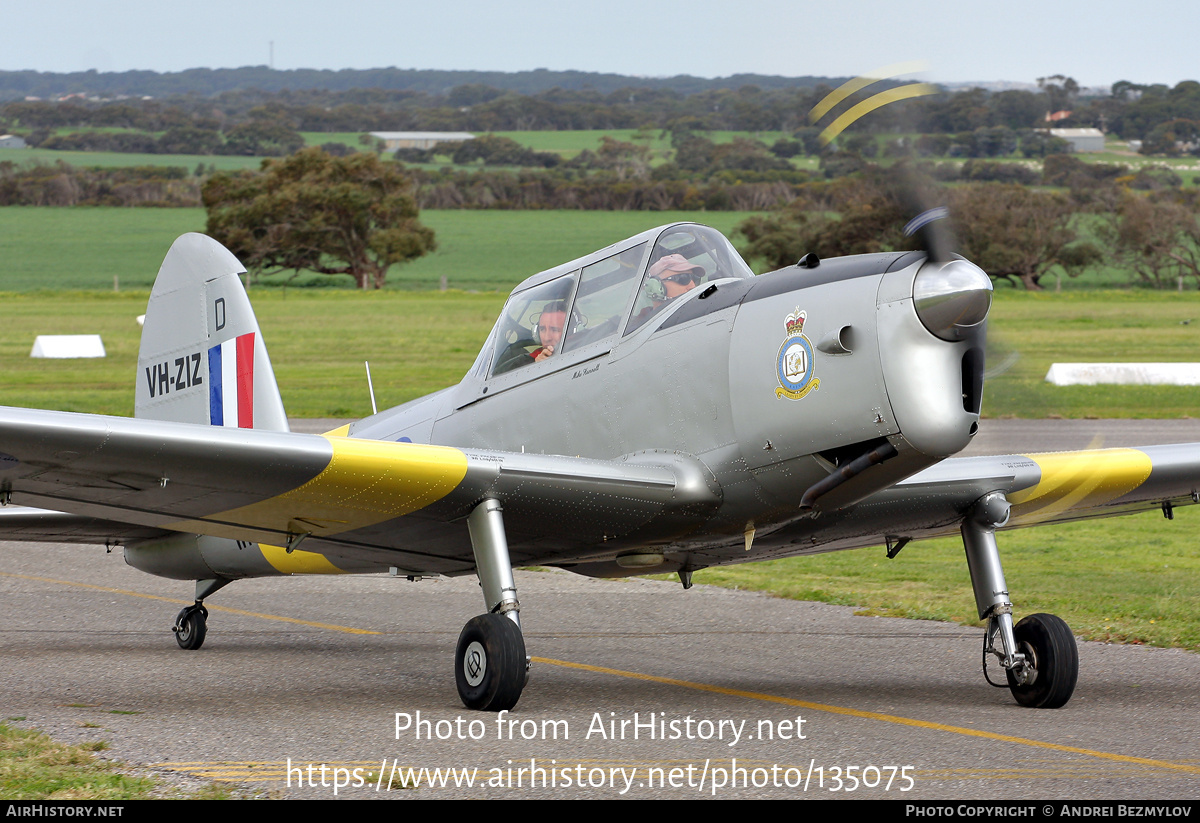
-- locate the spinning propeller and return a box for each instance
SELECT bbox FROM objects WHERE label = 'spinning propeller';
[809,67,992,343]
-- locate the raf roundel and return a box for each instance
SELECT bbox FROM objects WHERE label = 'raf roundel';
[775,308,820,401]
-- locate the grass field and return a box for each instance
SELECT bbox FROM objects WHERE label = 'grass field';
[691,507,1200,651]
[0,206,761,291]
[982,290,1200,418]
[2,146,264,171]
[0,721,236,799]
[0,204,1186,291]
[0,286,1196,417]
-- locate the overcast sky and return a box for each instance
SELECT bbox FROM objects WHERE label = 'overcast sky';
[0,0,1193,89]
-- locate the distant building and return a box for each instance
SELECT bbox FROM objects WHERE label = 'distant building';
[1044,128,1106,153]
[369,131,474,151]
[0,134,27,149]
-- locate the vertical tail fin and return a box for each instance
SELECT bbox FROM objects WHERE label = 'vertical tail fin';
[136,233,288,431]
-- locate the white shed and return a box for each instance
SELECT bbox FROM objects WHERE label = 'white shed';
[1046,128,1106,153]
[369,132,475,151]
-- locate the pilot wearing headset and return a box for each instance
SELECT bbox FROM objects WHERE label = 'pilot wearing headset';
[650,254,704,300]
[627,254,705,332]
[530,300,568,362]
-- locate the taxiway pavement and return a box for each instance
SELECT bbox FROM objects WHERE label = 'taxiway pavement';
[2,420,1198,800]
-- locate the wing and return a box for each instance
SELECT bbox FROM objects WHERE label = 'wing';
[684,444,1200,568]
[0,406,719,574]
[897,445,1200,529]
[0,507,170,543]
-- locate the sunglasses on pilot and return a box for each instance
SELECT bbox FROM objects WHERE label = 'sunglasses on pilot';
[661,272,697,285]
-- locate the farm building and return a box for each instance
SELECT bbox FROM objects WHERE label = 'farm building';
[1044,128,1106,153]
[369,132,475,151]
[0,134,28,149]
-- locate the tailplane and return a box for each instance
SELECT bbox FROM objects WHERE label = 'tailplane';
[135,233,288,431]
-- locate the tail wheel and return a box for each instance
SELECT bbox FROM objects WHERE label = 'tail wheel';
[1007,613,1078,708]
[173,605,208,651]
[455,613,526,711]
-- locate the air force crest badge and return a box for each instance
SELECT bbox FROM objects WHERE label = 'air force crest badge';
[775,308,820,400]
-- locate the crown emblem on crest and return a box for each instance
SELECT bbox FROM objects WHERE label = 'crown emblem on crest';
[784,308,806,336]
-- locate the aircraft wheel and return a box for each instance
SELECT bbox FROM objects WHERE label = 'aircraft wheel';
[1006,613,1078,708]
[455,614,526,711]
[174,605,208,651]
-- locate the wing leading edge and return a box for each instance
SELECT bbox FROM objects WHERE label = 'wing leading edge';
[699,443,1200,568]
[0,405,719,570]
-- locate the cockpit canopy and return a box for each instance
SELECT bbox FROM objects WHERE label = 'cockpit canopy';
[484,224,753,378]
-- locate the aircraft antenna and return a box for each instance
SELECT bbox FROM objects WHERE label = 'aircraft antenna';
[364,361,378,415]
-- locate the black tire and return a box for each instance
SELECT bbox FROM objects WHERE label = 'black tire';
[1006,613,1078,708]
[174,607,207,651]
[455,614,526,711]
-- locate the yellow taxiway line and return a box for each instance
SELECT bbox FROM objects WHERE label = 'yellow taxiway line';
[534,657,1200,776]
[8,570,1197,777]
[0,572,380,635]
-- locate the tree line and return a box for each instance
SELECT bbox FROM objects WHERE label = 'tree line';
[0,160,200,206]
[5,77,1200,151]
[736,161,1200,290]
[0,67,841,102]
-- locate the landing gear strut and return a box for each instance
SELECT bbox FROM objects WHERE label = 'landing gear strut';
[457,499,528,711]
[962,493,1078,708]
[171,578,229,652]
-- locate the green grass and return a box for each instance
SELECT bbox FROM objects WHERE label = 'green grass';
[394,209,763,290]
[0,721,237,799]
[3,147,265,171]
[491,129,791,158]
[0,206,762,292]
[693,507,1200,652]
[0,285,1196,419]
[0,290,504,416]
[983,290,1200,419]
[299,131,370,149]
[0,207,208,291]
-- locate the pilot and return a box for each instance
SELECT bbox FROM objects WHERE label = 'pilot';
[650,254,704,300]
[530,301,567,362]
[627,254,704,331]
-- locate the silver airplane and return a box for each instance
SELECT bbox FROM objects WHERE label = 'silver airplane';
[0,221,1194,712]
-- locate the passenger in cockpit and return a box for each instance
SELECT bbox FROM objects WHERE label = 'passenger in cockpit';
[530,301,567,362]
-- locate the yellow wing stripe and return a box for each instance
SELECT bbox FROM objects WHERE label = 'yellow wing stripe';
[168,436,469,538]
[259,543,346,574]
[1008,448,1153,525]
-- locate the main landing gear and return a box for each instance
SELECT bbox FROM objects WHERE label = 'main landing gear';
[456,499,529,711]
[171,578,230,652]
[962,493,1079,709]
[173,603,208,650]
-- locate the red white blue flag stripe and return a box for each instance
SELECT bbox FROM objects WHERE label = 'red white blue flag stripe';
[207,333,255,428]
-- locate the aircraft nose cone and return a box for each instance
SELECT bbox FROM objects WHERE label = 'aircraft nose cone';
[912,259,992,341]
